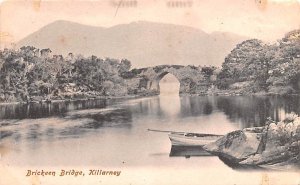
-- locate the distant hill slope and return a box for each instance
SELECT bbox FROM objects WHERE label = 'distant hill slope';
[17,20,248,67]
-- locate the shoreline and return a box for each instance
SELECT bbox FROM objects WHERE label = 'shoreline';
[0,92,299,106]
[203,113,300,169]
[0,94,153,106]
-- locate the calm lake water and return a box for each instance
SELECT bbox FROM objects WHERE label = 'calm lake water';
[1,95,300,184]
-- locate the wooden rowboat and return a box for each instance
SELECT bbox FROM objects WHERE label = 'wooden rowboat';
[168,132,223,146]
[147,129,223,146]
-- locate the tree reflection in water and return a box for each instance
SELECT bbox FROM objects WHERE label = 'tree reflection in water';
[0,95,299,146]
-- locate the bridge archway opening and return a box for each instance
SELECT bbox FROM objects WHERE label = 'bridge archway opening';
[158,72,180,95]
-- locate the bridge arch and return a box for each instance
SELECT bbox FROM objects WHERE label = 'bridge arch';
[147,70,185,94]
[134,65,205,95]
[157,72,181,94]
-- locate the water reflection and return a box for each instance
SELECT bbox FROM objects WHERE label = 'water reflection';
[180,96,215,116]
[0,99,109,119]
[217,156,267,171]
[216,96,300,127]
[0,95,300,168]
[1,96,300,143]
[169,146,212,157]
[158,95,181,117]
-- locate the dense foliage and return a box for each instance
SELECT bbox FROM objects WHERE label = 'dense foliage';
[1,30,299,102]
[217,30,300,95]
[0,46,131,102]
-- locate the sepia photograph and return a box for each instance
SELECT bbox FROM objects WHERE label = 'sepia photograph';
[0,0,300,184]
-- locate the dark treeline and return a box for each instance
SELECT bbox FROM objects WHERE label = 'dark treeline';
[217,30,300,95]
[0,47,132,102]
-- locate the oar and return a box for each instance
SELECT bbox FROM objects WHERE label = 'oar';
[147,129,184,133]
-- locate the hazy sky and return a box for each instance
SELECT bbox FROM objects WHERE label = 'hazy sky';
[0,0,300,48]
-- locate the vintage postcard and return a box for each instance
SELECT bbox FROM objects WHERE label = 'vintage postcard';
[0,0,300,184]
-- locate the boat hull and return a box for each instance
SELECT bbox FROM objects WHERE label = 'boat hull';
[168,133,222,146]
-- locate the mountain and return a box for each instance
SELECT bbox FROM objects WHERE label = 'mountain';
[17,20,248,67]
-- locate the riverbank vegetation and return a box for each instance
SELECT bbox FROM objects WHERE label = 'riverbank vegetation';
[0,47,132,102]
[216,30,300,95]
[0,30,299,103]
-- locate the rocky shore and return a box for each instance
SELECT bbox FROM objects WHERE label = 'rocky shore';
[204,113,300,170]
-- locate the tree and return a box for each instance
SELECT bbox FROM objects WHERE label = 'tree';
[119,59,131,74]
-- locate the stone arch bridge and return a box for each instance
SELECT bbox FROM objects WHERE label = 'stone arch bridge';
[123,65,217,95]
